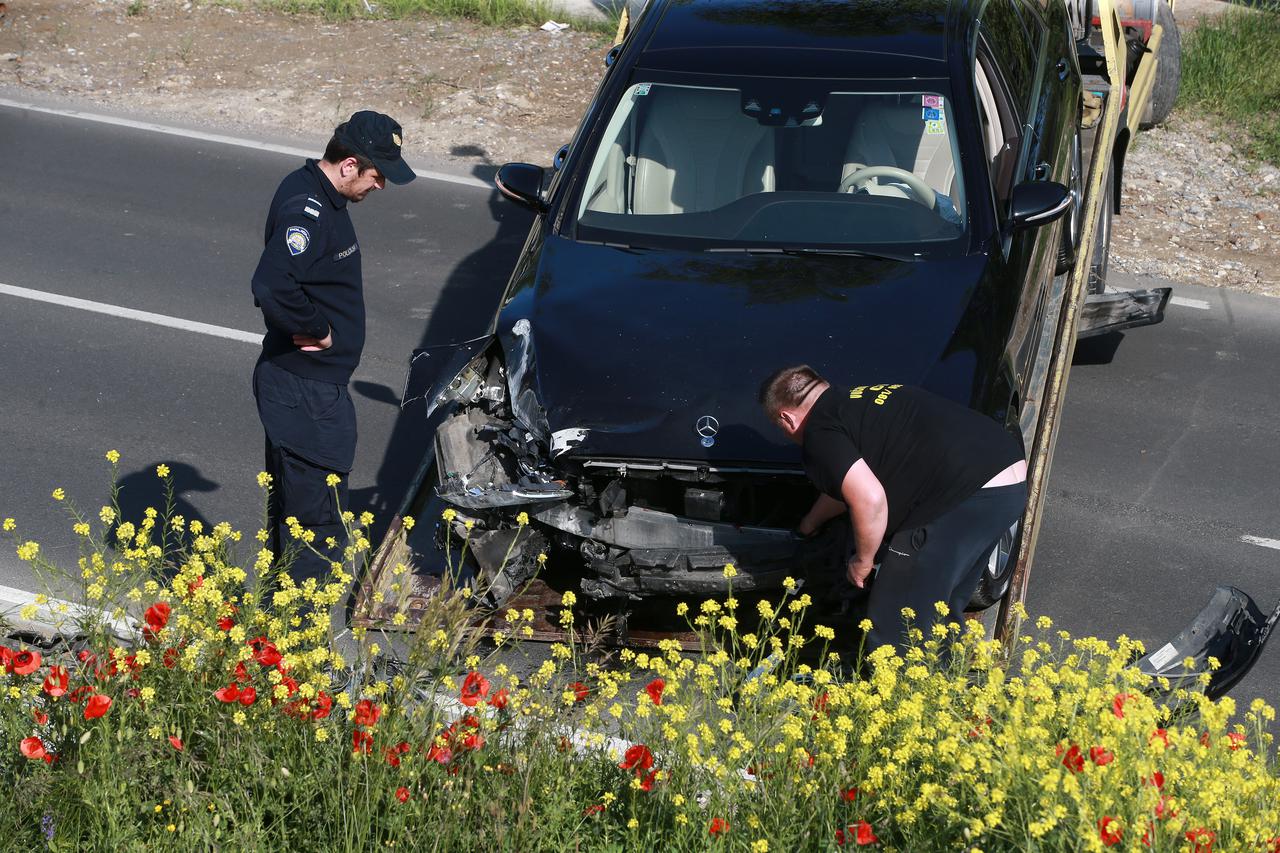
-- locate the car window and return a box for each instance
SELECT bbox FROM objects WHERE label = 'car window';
[573,81,967,252]
[975,47,1023,215]
[978,0,1039,121]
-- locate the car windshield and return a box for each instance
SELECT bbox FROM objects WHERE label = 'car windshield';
[572,79,967,254]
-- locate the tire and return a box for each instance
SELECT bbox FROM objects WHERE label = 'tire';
[965,520,1021,612]
[1087,170,1114,295]
[1055,128,1084,276]
[1141,0,1181,128]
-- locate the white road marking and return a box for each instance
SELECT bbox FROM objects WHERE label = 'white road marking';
[0,282,262,344]
[0,97,492,191]
[1170,296,1211,310]
[1242,535,1280,551]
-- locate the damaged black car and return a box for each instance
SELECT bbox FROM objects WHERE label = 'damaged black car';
[380,0,1090,612]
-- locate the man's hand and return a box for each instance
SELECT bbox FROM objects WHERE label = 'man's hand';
[847,555,875,589]
[293,331,333,352]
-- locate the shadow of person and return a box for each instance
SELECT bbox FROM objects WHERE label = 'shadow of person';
[113,462,220,586]
[349,164,536,551]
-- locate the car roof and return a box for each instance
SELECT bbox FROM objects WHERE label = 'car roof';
[636,0,959,78]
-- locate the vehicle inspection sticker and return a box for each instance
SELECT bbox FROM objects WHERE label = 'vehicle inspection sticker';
[924,119,946,135]
[634,83,652,97]
[922,94,944,108]
[922,107,943,121]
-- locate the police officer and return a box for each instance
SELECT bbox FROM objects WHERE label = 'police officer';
[759,365,1028,655]
[251,111,414,582]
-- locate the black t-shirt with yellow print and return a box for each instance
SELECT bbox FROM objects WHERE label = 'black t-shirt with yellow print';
[801,384,1024,534]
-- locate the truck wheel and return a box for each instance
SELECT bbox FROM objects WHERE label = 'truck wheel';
[965,520,1021,612]
[1142,0,1181,128]
[1056,128,1084,275]
[1087,170,1114,295]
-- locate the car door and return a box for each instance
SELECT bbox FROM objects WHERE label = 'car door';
[976,0,1054,403]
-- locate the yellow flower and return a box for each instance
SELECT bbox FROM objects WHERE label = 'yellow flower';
[516,511,530,526]
[105,449,120,464]
[16,541,39,561]
[19,604,38,621]
[51,488,65,501]
[442,508,457,522]
[156,464,170,478]
[627,818,639,831]
[257,471,273,488]
[723,563,738,579]
[561,591,577,607]
[2,518,14,532]
[676,602,689,616]
[751,841,769,853]
[325,473,341,487]
[72,522,90,537]
[402,515,416,531]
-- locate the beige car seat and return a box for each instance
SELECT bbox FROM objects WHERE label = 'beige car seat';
[632,87,775,214]
[840,98,957,202]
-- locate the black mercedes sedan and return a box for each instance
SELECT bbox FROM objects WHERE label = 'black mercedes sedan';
[401,0,1084,609]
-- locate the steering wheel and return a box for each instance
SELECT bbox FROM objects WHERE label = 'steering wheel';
[839,166,937,210]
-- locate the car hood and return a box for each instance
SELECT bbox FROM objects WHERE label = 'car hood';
[499,235,995,467]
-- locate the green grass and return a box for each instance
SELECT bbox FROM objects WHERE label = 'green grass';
[260,0,621,34]
[1180,1,1280,165]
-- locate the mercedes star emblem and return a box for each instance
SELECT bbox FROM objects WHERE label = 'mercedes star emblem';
[696,415,720,448]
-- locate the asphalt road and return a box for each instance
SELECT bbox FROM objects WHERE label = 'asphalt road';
[1,98,1277,710]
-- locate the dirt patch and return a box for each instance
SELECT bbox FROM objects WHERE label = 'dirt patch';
[3,0,1279,296]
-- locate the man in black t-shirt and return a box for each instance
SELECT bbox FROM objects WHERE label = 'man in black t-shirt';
[759,365,1028,655]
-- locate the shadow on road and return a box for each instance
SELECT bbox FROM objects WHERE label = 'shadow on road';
[1072,331,1125,366]
[350,165,535,545]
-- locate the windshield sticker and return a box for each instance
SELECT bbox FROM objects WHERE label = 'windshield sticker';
[922,94,943,108]
[922,107,943,121]
[924,120,947,135]
[634,83,652,97]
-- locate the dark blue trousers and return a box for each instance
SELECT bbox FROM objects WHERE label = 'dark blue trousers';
[253,359,356,585]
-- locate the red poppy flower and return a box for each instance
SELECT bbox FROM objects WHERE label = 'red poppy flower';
[214,684,241,703]
[638,770,657,791]
[0,647,12,672]
[645,678,665,706]
[1151,729,1169,748]
[488,688,509,710]
[1113,692,1137,718]
[33,709,48,725]
[462,731,485,751]
[186,575,204,596]
[1098,817,1123,847]
[846,820,878,846]
[569,681,589,702]
[1155,796,1177,821]
[1144,770,1165,789]
[426,743,452,765]
[144,601,171,632]
[709,818,729,838]
[352,729,374,754]
[619,743,654,772]
[12,649,41,677]
[395,786,410,804]
[238,687,257,706]
[354,699,381,727]
[233,661,251,683]
[1227,732,1246,751]
[20,736,48,761]
[1060,743,1084,774]
[43,666,69,698]
[84,693,112,720]
[1185,828,1215,853]
[248,636,281,667]
[217,616,235,631]
[68,685,95,704]
[313,691,333,720]
[1090,746,1114,766]
[460,671,491,707]
[168,736,183,751]
[841,787,859,802]
[386,748,402,768]
[584,803,606,817]
[162,647,180,669]
[812,691,831,718]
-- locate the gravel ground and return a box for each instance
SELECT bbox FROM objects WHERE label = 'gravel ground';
[2,0,1278,296]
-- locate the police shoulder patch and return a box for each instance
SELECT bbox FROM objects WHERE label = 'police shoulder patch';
[285,226,310,256]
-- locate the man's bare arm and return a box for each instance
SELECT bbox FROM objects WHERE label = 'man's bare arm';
[797,493,846,536]
[840,459,888,588]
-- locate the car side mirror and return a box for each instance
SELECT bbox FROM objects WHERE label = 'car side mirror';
[495,163,548,213]
[1009,180,1072,231]
[604,44,623,67]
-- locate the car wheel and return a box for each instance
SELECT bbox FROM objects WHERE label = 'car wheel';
[965,520,1020,612]
[1141,0,1181,129]
[1087,169,1114,295]
[1055,127,1084,275]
